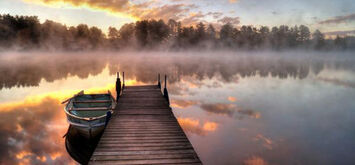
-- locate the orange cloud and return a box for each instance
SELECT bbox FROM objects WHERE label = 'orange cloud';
[50,152,63,160]
[36,156,47,162]
[318,13,355,24]
[218,16,240,25]
[16,151,32,159]
[228,96,237,102]
[0,94,76,164]
[229,0,239,3]
[178,118,200,127]
[200,103,261,119]
[181,12,206,25]
[171,99,199,108]
[177,117,218,135]
[22,0,197,23]
[23,0,138,20]
[203,122,218,131]
[200,103,236,116]
[243,156,269,165]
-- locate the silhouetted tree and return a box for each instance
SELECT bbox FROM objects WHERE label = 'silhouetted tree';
[40,20,68,50]
[312,29,325,50]
[135,20,149,47]
[178,26,196,47]
[168,19,178,35]
[206,24,217,48]
[108,27,120,49]
[108,27,119,39]
[75,24,91,50]
[0,15,41,50]
[196,22,206,42]
[220,23,235,47]
[334,35,347,50]
[147,19,170,47]
[206,24,216,39]
[118,23,135,47]
[89,26,104,49]
[288,26,300,48]
[259,26,270,48]
[299,25,310,47]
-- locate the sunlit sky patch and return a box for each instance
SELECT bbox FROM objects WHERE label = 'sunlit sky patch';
[0,0,354,34]
[0,0,134,33]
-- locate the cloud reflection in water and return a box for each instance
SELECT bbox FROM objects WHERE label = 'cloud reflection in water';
[0,52,354,164]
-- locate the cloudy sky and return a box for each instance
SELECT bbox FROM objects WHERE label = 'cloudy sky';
[0,0,354,34]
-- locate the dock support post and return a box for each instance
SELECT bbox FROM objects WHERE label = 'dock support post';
[158,74,161,89]
[122,72,125,90]
[163,75,170,105]
[105,111,112,127]
[115,72,121,101]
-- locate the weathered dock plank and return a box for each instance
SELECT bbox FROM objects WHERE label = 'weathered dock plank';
[89,85,202,165]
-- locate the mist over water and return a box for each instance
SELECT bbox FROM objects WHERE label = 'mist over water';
[0,51,355,165]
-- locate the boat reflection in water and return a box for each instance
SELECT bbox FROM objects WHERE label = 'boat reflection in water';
[65,125,102,165]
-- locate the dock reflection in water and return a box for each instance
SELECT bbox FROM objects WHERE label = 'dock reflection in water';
[0,52,355,165]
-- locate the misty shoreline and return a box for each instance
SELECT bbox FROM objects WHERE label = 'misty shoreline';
[1,14,355,52]
[1,50,354,58]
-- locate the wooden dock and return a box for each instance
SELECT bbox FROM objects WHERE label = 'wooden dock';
[89,77,202,164]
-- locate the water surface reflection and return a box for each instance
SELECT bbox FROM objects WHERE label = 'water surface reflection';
[0,52,354,165]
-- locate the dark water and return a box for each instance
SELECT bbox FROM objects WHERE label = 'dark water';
[0,52,355,165]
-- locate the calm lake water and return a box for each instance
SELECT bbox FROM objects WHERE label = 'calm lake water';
[0,52,355,165]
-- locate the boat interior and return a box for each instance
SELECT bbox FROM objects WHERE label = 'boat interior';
[69,94,113,118]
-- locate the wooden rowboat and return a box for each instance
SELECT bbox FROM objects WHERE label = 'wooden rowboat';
[63,91,116,138]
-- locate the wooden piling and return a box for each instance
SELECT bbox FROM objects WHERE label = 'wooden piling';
[158,74,161,89]
[115,72,121,100]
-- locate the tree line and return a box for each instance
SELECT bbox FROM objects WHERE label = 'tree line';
[0,14,354,51]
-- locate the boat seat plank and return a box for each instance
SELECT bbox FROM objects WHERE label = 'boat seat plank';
[70,107,112,111]
[74,100,112,103]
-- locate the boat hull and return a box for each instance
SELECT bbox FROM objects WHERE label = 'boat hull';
[63,92,115,139]
[66,113,107,139]
[71,124,105,139]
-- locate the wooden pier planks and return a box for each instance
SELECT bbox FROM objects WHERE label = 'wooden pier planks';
[89,85,202,165]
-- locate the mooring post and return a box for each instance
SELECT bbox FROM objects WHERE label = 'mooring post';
[105,111,112,127]
[158,74,161,89]
[122,72,125,90]
[115,72,121,101]
[163,75,170,105]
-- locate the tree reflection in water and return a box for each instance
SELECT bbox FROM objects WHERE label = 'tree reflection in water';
[0,52,354,165]
[1,52,355,90]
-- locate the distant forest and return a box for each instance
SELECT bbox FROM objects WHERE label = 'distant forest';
[0,14,354,51]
